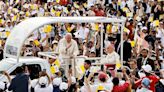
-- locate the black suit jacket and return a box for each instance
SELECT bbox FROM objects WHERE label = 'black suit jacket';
[8,73,29,92]
[78,70,90,86]
[116,41,132,62]
[137,57,155,70]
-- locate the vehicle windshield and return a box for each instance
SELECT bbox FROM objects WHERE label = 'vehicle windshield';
[0,60,15,72]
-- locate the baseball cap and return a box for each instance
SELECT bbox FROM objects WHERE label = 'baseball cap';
[52,40,58,44]
[137,22,142,26]
[142,78,150,87]
[141,27,147,31]
[0,82,5,90]
[142,65,152,73]
[38,76,48,86]
[53,77,62,86]
[59,82,68,91]
[98,72,108,80]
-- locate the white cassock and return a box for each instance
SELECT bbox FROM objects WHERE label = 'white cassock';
[57,38,79,76]
[57,38,79,57]
[101,51,120,64]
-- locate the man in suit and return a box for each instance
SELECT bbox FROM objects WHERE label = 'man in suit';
[137,48,155,70]
[78,60,91,87]
[8,66,29,92]
[116,32,132,66]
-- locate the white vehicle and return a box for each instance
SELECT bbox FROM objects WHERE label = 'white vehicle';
[0,57,51,82]
[0,17,125,91]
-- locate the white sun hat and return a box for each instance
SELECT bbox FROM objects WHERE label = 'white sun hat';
[53,77,62,86]
[38,76,48,86]
[0,82,5,90]
[142,64,152,73]
[59,82,68,91]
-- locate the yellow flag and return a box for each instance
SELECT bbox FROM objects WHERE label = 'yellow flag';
[130,41,136,47]
[123,7,128,12]
[116,60,121,69]
[16,0,19,3]
[107,24,112,33]
[153,20,160,27]
[51,8,55,14]
[56,0,60,3]
[74,3,79,8]
[0,19,2,24]
[83,3,87,8]
[6,31,10,37]
[96,85,104,92]
[44,25,52,33]
[8,9,11,14]
[149,16,153,22]
[80,65,85,74]
[67,26,71,32]
[26,12,30,17]
[118,0,121,5]
[124,27,130,34]
[31,4,34,10]
[56,11,61,17]
[12,15,17,21]
[34,40,40,46]
[126,12,133,17]
[95,23,99,31]
[0,40,2,46]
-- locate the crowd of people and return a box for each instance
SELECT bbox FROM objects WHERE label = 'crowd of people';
[0,0,164,92]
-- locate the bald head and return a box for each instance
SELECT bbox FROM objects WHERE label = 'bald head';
[106,43,115,54]
[65,33,72,43]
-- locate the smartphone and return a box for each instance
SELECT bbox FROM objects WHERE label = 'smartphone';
[43,69,46,72]
[101,65,104,71]
[117,69,122,72]
[94,73,99,76]
[69,65,72,69]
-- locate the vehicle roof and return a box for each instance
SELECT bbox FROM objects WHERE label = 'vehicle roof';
[3,57,46,63]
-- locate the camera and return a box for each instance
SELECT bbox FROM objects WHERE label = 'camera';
[94,73,99,76]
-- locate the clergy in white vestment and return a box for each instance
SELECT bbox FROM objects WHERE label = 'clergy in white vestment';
[57,33,79,76]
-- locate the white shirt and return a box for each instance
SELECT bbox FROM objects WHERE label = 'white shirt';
[39,27,47,46]
[146,4,151,14]
[77,27,89,40]
[87,0,96,8]
[120,1,126,9]
[5,25,13,32]
[127,0,134,12]
[57,38,79,57]
[156,28,164,47]
[0,1,4,10]
[136,88,152,92]
[34,84,53,92]
[80,82,113,92]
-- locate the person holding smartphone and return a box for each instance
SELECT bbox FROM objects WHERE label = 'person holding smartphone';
[8,66,30,92]
[0,71,11,92]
